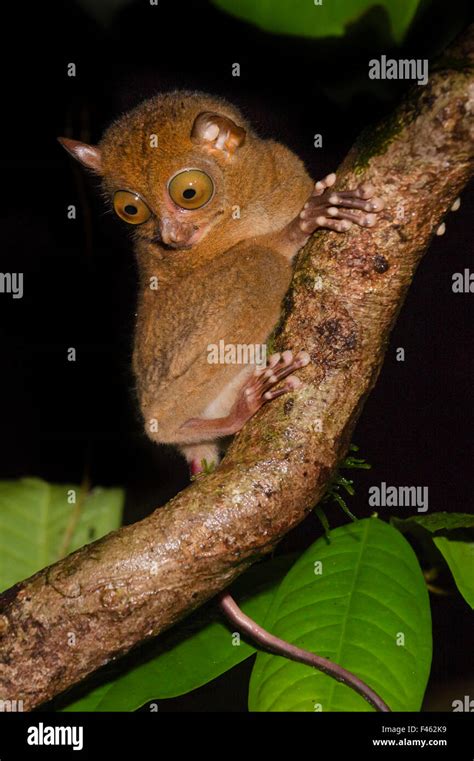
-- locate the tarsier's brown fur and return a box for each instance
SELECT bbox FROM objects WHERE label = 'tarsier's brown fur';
[60,90,382,473]
[59,91,390,710]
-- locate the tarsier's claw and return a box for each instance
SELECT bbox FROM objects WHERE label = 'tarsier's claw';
[299,173,384,235]
[451,197,461,212]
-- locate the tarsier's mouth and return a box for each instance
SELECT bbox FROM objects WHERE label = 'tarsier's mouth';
[161,239,194,251]
[147,233,189,251]
[147,209,224,250]
[153,221,211,250]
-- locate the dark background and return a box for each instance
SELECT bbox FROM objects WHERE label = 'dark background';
[0,0,472,711]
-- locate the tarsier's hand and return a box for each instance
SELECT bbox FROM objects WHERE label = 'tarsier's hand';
[299,173,384,234]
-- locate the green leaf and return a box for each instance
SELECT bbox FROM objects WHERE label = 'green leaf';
[393,513,474,609]
[61,554,296,711]
[249,518,432,712]
[432,537,474,609]
[211,0,422,44]
[392,512,474,534]
[0,477,124,591]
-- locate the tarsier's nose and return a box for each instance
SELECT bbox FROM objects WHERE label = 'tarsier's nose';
[169,232,178,243]
[160,217,188,246]
[159,216,198,248]
[162,228,178,244]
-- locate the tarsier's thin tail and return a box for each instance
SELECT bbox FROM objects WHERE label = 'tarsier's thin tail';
[218,591,391,713]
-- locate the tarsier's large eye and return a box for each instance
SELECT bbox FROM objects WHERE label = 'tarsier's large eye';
[113,190,152,225]
[168,169,214,210]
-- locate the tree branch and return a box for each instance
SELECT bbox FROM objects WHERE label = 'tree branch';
[1,27,473,710]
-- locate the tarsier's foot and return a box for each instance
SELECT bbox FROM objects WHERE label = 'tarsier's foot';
[232,350,310,428]
[299,173,384,234]
[178,350,310,445]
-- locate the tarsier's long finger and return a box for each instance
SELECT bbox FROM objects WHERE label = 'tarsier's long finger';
[253,350,292,387]
[243,353,286,399]
[263,376,301,401]
[299,176,384,235]
[252,353,284,390]
[301,198,334,214]
[301,216,352,233]
[326,207,378,227]
[253,352,281,379]
[258,350,310,395]
[301,195,381,218]
[313,173,336,196]
[327,192,384,213]
[333,182,376,200]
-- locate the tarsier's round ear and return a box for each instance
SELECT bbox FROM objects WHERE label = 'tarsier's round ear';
[190,112,246,158]
[57,137,103,173]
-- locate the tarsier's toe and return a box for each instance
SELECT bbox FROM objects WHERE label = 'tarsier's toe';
[261,350,294,380]
[299,213,352,233]
[263,375,301,401]
[357,212,378,227]
[327,207,377,227]
[255,349,310,401]
[357,182,375,199]
[239,350,308,420]
[328,192,384,213]
[314,173,336,196]
[370,197,384,211]
[295,350,310,367]
[315,216,352,232]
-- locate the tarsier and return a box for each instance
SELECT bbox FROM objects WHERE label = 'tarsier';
[59,91,388,710]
